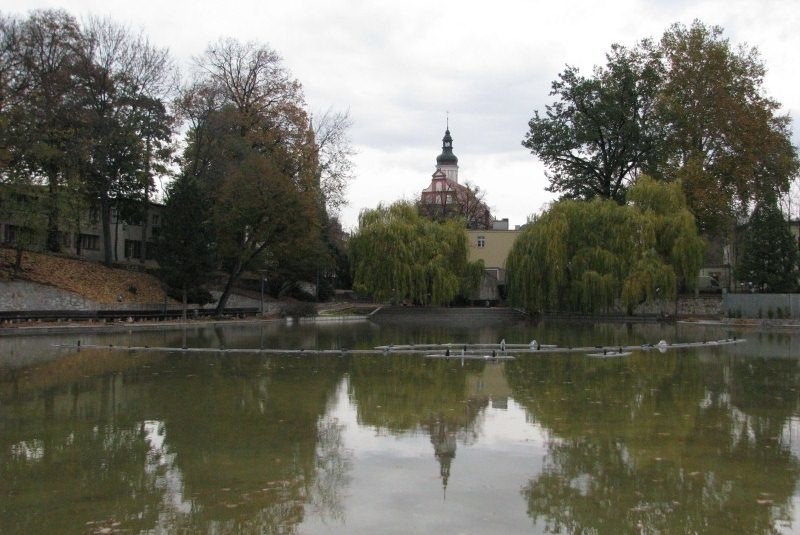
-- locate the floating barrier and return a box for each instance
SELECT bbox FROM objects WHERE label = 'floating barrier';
[56,337,744,357]
[425,354,516,361]
[586,351,633,358]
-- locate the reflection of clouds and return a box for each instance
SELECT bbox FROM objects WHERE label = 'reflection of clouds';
[300,378,549,533]
[143,420,193,525]
[473,399,548,448]
[9,439,45,462]
[782,417,800,461]
[330,378,431,457]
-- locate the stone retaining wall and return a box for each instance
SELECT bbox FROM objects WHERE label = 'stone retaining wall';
[0,280,279,313]
[0,281,101,311]
[370,306,527,325]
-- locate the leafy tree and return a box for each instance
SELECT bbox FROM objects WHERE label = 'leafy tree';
[1,10,84,252]
[349,201,484,305]
[75,17,175,266]
[180,39,323,314]
[131,95,176,265]
[659,21,799,235]
[524,21,799,234]
[155,176,216,317]
[0,178,46,276]
[506,176,704,314]
[736,199,799,292]
[523,43,664,203]
[0,12,175,265]
[324,215,352,291]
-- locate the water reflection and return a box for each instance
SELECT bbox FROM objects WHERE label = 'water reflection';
[0,348,351,533]
[508,350,800,534]
[348,355,498,493]
[1,321,800,533]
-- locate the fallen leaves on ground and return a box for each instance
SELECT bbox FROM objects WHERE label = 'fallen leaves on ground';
[0,247,176,305]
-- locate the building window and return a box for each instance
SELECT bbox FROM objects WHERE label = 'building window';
[477,235,486,248]
[152,214,160,227]
[125,239,142,259]
[4,224,18,244]
[88,207,99,224]
[58,231,71,248]
[79,234,100,251]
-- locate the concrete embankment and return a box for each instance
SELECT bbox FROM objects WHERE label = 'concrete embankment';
[0,280,101,311]
[368,306,527,325]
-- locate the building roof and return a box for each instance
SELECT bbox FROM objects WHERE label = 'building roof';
[421,177,468,195]
[436,128,458,166]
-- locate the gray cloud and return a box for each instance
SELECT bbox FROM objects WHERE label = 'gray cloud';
[6,0,799,228]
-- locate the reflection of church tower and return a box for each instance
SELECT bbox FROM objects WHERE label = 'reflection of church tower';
[429,416,457,498]
[436,125,459,182]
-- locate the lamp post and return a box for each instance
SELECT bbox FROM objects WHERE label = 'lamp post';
[259,270,268,316]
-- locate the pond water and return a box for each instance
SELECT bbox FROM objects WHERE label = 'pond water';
[2,318,800,534]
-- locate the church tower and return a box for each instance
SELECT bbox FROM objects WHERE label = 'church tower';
[436,126,459,182]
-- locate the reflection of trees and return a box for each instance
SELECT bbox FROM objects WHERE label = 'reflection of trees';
[148,354,348,532]
[0,368,164,532]
[349,355,488,491]
[0,350,351,533]
[310,414,351,521]
[508,352,800,533]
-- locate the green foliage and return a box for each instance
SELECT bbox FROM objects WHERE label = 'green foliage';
[507,177,704,314]
[350,202,483,305]
[0,180,47,274]
[736,199,799,292]
[524,21,799,234]
[660,22,798,235]
[523,43,664,202]
[155,176,216,306]
[1,11,176,262]
[180,40,329,313]
[279,301,317,318]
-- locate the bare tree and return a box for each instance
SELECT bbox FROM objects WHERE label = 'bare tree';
[311,108,354,215]
[419,179,492,230]
[455,181,492,230]
[193,38,303,126]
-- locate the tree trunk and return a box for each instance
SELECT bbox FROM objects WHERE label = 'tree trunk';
[114,216,120,263]
[100,195,113,267]
[141,139,151,265]
[182,286,187,321]
[74,213,82,257]
[13,246,23,278]
[46,170,61,253]
[214,263,241,316]
[141,203,149,265]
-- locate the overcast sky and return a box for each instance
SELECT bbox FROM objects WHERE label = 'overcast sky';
[6,0,800,229]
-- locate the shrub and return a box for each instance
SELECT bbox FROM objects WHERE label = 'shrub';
[279,301,317,318]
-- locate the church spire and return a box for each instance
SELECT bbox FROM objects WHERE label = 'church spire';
[436,123,458,167]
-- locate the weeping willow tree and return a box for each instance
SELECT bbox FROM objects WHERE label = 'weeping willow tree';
[507,176,704,314]
[350,202,484,305]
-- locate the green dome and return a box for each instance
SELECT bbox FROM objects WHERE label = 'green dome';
[436,129,458,165]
